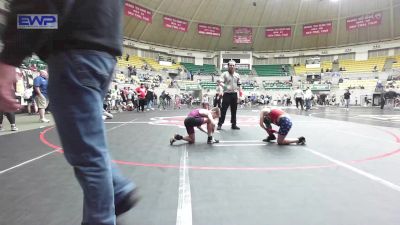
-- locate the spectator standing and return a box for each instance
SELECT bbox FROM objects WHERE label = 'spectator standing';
[0,1,139,225]
[214,79,223,108]
[146,87,154,110]
[136,83,147,112]
[0,68,19,131]
[0,111,18,131]
[304,87,313,110]
[33,70,50,123]
[344,89,351,110]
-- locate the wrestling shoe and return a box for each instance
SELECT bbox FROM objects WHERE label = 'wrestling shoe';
[174,134,183,140]
[297,136,306,145]
[170,138,175,145]
[263,134,276,142]
[207,138,219,144]
[170,134,183,145]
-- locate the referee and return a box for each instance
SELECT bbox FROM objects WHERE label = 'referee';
[217,60,241,130]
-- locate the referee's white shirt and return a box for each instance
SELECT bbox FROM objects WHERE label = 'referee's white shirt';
[220,71,241,93]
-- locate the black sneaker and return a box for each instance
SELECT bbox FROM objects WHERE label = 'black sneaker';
[231,125,240,130]
[217,125,222,130]
[263,134,276,142]
[297,136,306,145]
[115,189,140,216]
[207,138,219,144]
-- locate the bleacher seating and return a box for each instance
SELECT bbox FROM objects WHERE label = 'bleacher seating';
[117,55,181,71]
[184,83,200,91]
[198,81,256,91]
[294,65,321,75]
[339,56,386,74]
[181,63,217,74]
[177,80,199,91]
[392,55,400,69]
[253,64,291,76]
[199,81,216,90]
[142,57,181,71]
[338,79,378,90]
[293,61,333,75]
[321,61,333,72]
[117,55,145,69]
[221,68,251,75]
[22,57,47,70]
[242,84,255,91]
[237,69,252,75]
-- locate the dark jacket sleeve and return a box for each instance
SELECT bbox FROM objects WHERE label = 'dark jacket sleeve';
[0,0,75,66]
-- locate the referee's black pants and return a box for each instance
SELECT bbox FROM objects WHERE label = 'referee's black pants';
[218,92,238,127]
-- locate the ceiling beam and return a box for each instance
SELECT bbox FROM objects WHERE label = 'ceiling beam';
[177,0,206,48]
[390,0,394,39]
[335,0,342,46]
[137,0,166,40]
[290,0,304,50]
[252,0,270,51]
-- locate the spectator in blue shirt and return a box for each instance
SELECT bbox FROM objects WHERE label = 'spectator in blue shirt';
[33,70,50,123]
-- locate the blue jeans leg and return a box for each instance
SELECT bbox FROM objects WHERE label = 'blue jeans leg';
[47,50,135,225]
[147,100,153,109]
[305,99,311,110]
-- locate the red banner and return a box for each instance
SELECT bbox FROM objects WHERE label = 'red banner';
[198,23,221,37]
[233,27,252,44]
[303,22,332,36]
[124,2,152,23]
[163,16,188,32]
[265,27,292,38]
[346,12,382,30]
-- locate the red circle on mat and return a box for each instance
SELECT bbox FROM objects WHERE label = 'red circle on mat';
[40,126,400,171]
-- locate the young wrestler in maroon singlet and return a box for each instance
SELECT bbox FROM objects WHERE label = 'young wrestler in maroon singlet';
[170,107,220,145]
